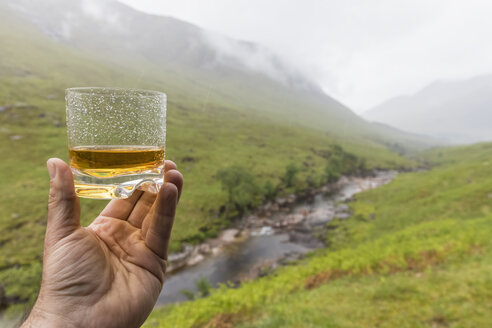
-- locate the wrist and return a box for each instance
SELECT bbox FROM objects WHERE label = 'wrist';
[22,303,78,328]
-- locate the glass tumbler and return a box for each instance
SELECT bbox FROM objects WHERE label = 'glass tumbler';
[65,87,166,199]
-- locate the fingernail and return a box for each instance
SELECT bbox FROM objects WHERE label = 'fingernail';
[47,159,57,180]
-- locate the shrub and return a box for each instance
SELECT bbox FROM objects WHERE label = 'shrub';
[323,145,364,182]
[196,277,212,298]
[263,180,278,201]
[324,161,341,183]
[217,166,262,215]
[180,289,195,301]
[284,163,299,187]
[306,175,319,189]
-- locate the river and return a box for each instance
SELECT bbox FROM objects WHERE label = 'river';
[156,171,396,306]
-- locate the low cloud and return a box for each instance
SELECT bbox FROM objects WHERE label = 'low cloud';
[119,0,492,112]
[81,0,122,31]
[81,0,105,21]
[202,30,318,91]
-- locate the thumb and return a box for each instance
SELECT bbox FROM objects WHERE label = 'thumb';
[46,158,80,243]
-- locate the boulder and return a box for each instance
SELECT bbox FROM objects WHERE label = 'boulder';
[198,243,211,254]
[335,204,349,213]
[220,229,239,243]
[186,254,205,266]
[287,194,297,203]
[275,197,287,206]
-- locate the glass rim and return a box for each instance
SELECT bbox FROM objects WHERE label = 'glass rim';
[66,87,166,98]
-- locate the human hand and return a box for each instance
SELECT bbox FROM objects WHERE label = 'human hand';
[22,158,183,328]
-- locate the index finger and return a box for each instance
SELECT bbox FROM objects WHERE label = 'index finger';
[99,190,143,220]
[165,160,177,172]
[142,182,178,260]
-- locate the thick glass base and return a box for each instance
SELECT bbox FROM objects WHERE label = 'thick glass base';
[72,169,163,199]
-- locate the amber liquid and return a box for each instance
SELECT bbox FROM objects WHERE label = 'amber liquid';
[69,146,165,178]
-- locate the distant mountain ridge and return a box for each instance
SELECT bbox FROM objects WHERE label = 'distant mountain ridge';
[363,75,492,144]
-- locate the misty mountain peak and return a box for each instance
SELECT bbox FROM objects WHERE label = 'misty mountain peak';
[3,0,320,92]
[363,74,492,144]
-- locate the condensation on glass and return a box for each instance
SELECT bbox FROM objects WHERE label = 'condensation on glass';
[66,87,166,199]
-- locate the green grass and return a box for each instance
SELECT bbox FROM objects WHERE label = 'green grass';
[144,143,492,327]
[421,142,492,166]
[235,250,492,328]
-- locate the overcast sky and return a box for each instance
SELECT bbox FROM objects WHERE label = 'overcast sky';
[119,0,492,113]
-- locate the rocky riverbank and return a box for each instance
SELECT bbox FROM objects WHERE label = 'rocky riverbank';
[166,171,397,274]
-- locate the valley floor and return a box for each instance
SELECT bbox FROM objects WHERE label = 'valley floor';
[144,143,492,327]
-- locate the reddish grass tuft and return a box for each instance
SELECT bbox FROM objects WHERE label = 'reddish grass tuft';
[202,313,241,328]
[406,250,444,271]
[304,269,348,290]
[304,248,454,290]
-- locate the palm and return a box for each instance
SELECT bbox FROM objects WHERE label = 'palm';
[43,216,161,327]
[33,159,183,328]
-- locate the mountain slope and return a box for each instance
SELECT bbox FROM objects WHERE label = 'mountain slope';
[5,0,320,92]
[2,0,434,150]
[364,75,492,144]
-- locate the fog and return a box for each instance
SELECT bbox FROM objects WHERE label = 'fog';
[119,0,492,113]
[80,0,319,92]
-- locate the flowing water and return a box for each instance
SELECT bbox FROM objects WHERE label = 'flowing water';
[156,171,396,306]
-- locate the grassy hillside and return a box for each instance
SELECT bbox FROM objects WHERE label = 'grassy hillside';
[421,142,492,165]
[0,1,422,314]
[144,143,492,327]
[0,0,437,151]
